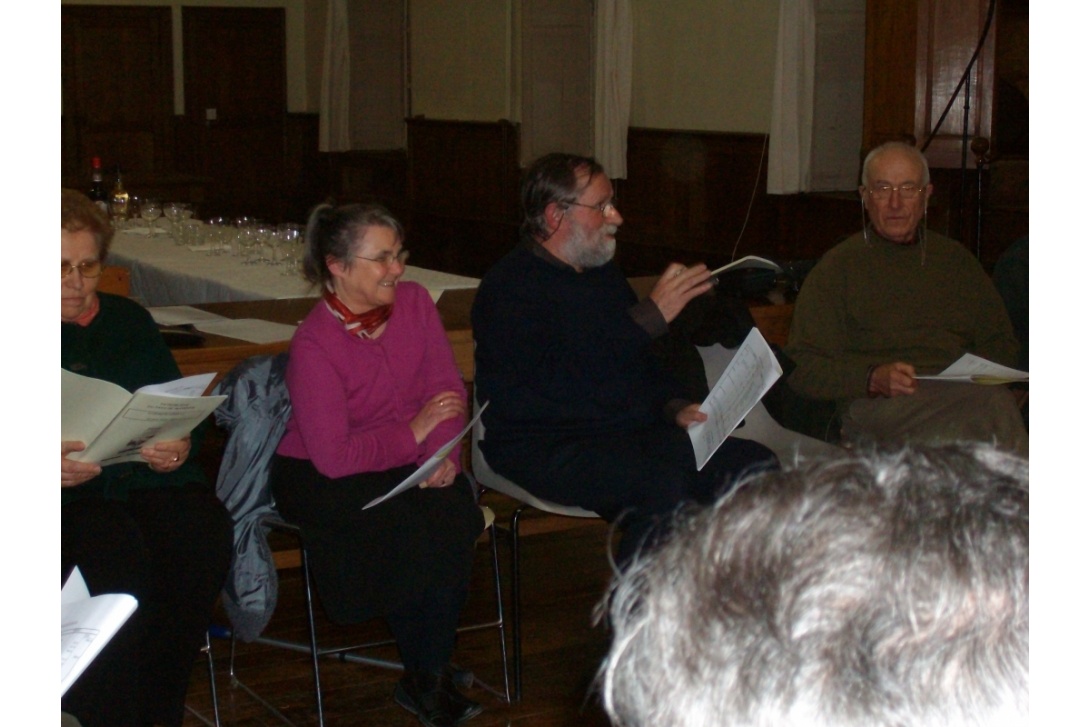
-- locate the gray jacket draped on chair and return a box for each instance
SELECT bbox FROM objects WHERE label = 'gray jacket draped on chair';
[213,353,291,642]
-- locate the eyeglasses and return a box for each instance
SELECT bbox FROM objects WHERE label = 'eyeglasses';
[865,184,925,201]
[567,199,619,215]
[355,249,410,267]
[61,260,103,279]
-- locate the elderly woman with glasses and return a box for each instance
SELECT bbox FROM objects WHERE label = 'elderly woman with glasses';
[269,203,484,727]
[61,189,232,727]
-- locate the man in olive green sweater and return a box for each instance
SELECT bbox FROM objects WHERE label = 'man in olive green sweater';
[785,142,1027,456]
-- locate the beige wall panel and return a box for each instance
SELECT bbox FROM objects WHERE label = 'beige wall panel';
[410,0,511,121]
[631,0,779,133]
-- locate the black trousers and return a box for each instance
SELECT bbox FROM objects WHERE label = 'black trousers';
[271,455,484,674]
[486,422,777,564]
[61,484,233,727]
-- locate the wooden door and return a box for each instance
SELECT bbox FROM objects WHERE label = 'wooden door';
[61,5,173,182]
[181,7,287,221]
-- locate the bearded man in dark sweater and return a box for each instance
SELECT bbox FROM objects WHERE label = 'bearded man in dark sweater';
[472,153,776,563]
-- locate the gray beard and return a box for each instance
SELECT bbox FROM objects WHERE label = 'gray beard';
[563,224,617,269]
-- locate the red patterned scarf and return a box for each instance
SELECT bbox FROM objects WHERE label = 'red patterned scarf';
[322,285,392,338]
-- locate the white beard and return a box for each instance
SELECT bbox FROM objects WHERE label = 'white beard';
[564,223,617,269]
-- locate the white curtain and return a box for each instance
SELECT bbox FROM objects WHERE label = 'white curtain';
[319,0,351,153]
[594,0,633,180]
[767,0,815,193]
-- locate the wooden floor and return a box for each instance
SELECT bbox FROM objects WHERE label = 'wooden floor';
[181,494,619,726]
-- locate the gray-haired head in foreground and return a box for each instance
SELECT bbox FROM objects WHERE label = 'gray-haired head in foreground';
[598,443,1029,727]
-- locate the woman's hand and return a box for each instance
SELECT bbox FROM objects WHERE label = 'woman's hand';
[422,457,458,489]
[410,391,466,444]
[675,403,708,429]
[62,441,102,488]
[141,436,192,474]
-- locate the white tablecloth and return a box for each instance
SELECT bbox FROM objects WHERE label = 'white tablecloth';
[109,231,480,306]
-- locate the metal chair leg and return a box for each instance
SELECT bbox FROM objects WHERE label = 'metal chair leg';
[487,519,512,704]
[299,543,325,727]
[510,505,527,703]
[205,631,222,727]
[183,630,222,727]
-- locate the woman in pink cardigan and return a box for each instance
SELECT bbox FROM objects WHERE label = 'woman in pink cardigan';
[270,203,484,727]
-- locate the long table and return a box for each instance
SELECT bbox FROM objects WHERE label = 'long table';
[110,230,480,306]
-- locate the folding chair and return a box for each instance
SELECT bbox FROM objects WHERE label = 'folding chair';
[470,396,599,703]
[211,354,511,725]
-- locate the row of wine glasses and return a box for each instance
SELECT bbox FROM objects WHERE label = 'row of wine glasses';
[192,216,305,274]
[115,199,194,235]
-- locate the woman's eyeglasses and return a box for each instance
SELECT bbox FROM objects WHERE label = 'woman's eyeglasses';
[356,250,410,267]
[62,260,103,279]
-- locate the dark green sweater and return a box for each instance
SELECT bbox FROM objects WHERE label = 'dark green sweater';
[786,230,1018,403]
[61,293,206,504]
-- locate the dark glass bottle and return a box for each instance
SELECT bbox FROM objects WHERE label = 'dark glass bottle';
[88,157,109,213]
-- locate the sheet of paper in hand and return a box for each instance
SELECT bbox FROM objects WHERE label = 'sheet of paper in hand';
[361,402,489,510]
[688,328,782,470]
[915,353,1028,385]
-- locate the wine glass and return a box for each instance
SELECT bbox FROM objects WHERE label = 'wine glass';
[163,202,183,243]
[251,224,274,267]
[205,216,231,256]
[140,199,163,234]
[276,223,304,275]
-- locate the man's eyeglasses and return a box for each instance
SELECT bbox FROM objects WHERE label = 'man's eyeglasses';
[356,249,410,267]
[865,184,924,202]
[61,260,103,279]
[567,199,619,215]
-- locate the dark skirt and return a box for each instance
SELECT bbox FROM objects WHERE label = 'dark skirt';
[270,455,484,625]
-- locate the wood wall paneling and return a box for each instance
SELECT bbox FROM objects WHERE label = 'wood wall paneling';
[61,5,174,181]
[862,0,919,150]
[862,0,996,169]
[405,119,522,275]
[330,151,409,214]
[283,113,324,223]
[617,129,780,274]
[913,0,995,169]
[182,6,288,221]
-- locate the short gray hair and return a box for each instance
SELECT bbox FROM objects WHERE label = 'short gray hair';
[599,444,1029,727]
[861,141,931,188]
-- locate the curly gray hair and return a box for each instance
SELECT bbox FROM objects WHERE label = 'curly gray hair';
[599,443,1028,727]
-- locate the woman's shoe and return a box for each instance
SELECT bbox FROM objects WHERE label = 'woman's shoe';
[394,671,457,727]
[439,669,483,724]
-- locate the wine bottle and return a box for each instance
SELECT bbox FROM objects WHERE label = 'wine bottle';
[88,157,109,213]
[110,165,130,221]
